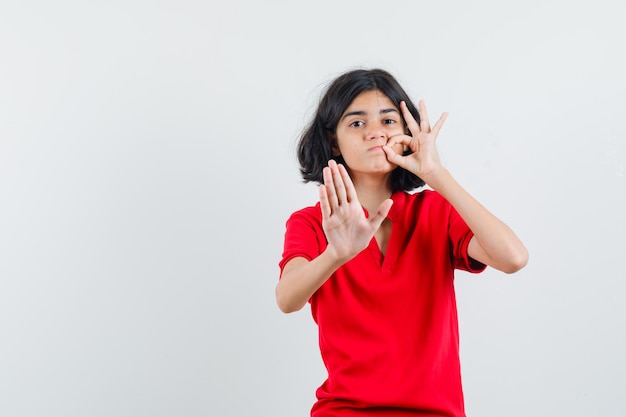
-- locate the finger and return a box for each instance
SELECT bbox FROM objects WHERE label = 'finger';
[400,101,420,134]
[384,134,412,165]
[386,133,414,149]
[322,165,339,209]
[337,163,357,204]
[431,112,448,139]
[382,145,403,167]
[418,100,430,132]
[319,184,332,220]
[329,160,348,205]
[368,199,393,229]
[386,133,417,159]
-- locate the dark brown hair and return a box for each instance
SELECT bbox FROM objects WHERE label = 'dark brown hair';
[297,68,424,192]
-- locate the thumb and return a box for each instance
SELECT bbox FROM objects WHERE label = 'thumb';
[368,199,393,228]
[383,145,406,168]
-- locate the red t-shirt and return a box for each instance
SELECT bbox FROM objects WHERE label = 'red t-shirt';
[279,190,486,417]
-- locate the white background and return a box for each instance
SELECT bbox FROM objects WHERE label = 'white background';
[1,1,625,416]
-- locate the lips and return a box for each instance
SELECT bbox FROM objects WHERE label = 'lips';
[368,145,385,152]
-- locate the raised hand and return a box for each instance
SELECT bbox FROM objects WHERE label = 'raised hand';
[383,100,448,184]
[319,160,393,262]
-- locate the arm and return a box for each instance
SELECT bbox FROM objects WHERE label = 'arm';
[427,169,528,273]
[276,254,343,314]
[276,160,393,313]
[383,100,528,274]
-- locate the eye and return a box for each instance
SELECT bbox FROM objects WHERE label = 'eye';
[349,121,364,128]
[383,118,397,125]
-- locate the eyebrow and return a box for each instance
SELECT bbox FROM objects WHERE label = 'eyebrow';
[341,108,399,120]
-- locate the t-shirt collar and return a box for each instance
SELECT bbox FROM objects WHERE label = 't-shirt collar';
[387,191,405,221]
[361,191,405,221]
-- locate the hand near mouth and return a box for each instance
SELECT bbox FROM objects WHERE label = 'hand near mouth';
[383,100,448,186]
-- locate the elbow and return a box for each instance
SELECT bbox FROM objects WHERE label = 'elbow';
[275,287,303,314]
[276,299,298,314]
[501,246,529,274]
[276,301,302,314]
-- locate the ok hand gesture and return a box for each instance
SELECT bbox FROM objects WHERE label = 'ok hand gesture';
[383,100,448,185]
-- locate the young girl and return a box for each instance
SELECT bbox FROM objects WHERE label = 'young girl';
[276,68,528,417]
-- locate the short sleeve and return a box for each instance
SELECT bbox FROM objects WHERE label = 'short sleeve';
[448,205,487,273]
[278,207,324,277]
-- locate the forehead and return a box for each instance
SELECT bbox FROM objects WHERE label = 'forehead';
[344,89,395,113]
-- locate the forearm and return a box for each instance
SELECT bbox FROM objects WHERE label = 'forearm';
[427,168,529,273]
[275,250,347,313]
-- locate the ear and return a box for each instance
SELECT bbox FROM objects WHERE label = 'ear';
[329,133,341,156]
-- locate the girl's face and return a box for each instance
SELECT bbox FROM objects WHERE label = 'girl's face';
[334,89,405,178]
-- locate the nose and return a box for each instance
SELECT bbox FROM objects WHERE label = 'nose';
[366,121,386,141]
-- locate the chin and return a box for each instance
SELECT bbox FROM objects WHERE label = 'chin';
[370,161,397,173]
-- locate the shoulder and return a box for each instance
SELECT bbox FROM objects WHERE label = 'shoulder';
[285,203,322,226]
[393,189,451,212]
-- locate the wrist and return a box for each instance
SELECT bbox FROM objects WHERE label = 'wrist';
[421,166,451,190]
[322,245,354,268]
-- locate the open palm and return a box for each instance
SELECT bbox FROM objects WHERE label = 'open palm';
[319,160,393,262]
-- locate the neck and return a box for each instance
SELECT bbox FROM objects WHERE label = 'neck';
[350,172,394,215]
